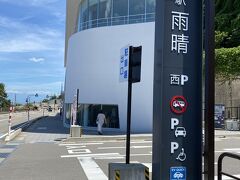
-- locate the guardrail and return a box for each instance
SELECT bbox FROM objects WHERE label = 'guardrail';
[218,152,240,180]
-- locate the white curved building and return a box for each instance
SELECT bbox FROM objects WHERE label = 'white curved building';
[64,0,155,132]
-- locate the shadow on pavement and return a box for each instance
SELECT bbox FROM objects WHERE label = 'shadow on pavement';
[23,114,69,134]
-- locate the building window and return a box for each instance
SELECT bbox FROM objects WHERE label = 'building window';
[146,0,155,22]
[78,0,156,31]
[98,0,111,27]
[129,0,145,24]
[112,0,128,25]
[79,0,88,30]
[88,0,98,28]
[77,104,120,129]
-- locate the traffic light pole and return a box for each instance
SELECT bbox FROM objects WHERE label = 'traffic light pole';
[126,79,132,164]
[204,0,215,179]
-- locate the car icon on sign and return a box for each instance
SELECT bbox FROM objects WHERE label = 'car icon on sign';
[173,172,184,179]
[173,100,185,108]
[175,127,186,137]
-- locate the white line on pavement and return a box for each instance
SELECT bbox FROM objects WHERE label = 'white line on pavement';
[0,118,8,122]
[59,143,103,146]
[224,148,240,151]
[215,174,240,180]
[215,151,240,153]
[78,157,108,180]
[61,153,120,158]
[94,157,124,160]
[98,145,151,150]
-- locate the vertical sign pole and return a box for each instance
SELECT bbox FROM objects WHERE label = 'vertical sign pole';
[126,79,132,164]
[153,0,202,179]
[76,89,79,125]
[126,47,132,164]
[8,107,12,136]
[204,0,215,179]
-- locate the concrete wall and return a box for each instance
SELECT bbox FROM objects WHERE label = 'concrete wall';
[65,22,155,132]
[215,80,240,107]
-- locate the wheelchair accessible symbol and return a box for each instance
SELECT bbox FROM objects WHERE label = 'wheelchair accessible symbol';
[176,148,186,162]
[170,96,188,114]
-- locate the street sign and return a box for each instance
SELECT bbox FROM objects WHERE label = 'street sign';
[170,167,186,180]
[72,95,77,125]
[119,46,129,82]
[152,0,202,179]
[170,96,188,114]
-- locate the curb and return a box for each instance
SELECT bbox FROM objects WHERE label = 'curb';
[5,128,22,142]
[62,134,152,143]
[3,116,48,142]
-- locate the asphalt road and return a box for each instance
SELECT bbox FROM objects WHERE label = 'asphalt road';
[0,115,240,180]
[0,110,45,137]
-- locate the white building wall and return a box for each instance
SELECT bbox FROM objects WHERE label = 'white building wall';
[65,22,155,132]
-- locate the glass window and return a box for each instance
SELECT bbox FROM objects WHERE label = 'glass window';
[77,104,120,128]
[80,0,89,30]
[64,103,72,126]
[129,0,145,24]
[112,0,128,25]
[146,0,155,22]
[89,0,98,28]
[99,0,111,27]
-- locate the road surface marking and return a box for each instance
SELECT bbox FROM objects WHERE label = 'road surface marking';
[37,127,47,130]
[98,145,151,150]
[59,143,103,146]
[224,148,240,151]
[78,157,108,180]
[61,153,120,158]
[0,118,8,122]
[215,174,240,180]
[68,149,91,154]
[94,157,124,160]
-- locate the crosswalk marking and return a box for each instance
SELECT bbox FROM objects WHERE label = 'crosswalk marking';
[98,145,151,150]
[61,153,120,158]
[78,157,108,180]
[215,174,240,180]
[59,143,103,146]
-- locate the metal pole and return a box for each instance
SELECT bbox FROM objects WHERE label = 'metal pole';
[126,47,133,164]
[204,0,215,179]
[27,97,30,122]
[126,80,132,164]
[76,89,79,125]
[8,108,12,136]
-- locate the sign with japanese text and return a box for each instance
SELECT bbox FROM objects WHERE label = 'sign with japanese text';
[119,46,129,82]
[153,0,202,179]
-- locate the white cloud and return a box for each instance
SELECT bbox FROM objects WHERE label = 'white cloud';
[0,0,59,7]
[6,81,63,95]
[29,57,45,63]
[0,16,64,53]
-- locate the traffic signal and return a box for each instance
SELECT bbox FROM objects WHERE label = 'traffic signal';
[129,46,142,83]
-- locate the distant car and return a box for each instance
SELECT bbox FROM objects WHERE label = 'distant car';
[48,107,52,112]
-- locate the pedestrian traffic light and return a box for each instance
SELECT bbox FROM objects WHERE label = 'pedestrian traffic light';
[129,46,142,83]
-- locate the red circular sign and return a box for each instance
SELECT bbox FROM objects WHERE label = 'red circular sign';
[170,96,188,114]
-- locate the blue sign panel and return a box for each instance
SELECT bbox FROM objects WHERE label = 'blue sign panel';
[170,167,186,180]
[119,46,129,82]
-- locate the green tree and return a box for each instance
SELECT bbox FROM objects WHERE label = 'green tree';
[0,83,10,111]
[215,46,240,106]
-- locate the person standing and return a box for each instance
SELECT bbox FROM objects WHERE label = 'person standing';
[96,110,106,135]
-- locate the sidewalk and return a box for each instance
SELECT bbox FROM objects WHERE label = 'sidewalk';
[0,114,84,180]
[64,126,240,143]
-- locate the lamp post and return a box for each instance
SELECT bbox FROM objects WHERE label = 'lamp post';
[26,93,38,122]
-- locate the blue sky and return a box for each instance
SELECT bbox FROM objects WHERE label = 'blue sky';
[0,0,66,103]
